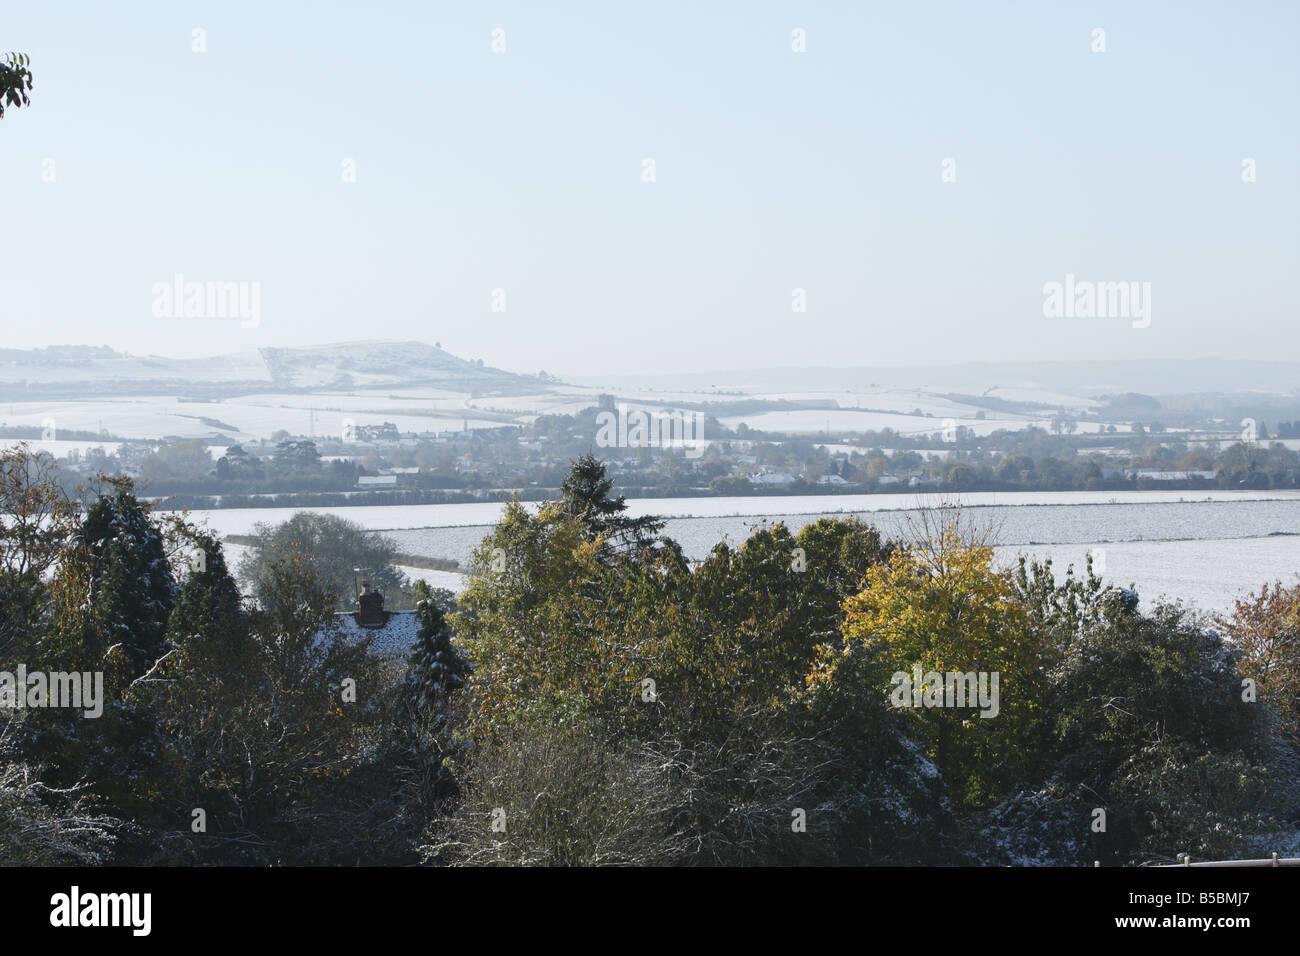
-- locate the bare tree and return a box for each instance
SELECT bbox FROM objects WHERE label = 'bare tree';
[896,495,1004,573]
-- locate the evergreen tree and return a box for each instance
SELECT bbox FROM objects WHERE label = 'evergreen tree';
[48,477,176,681]
[405,583,469,718]
[559,454,662,551]
[31,480,176,814]
[164,529,248,666]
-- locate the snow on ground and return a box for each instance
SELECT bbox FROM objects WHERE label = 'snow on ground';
[465,393,598,415]
[566,383,1061,423]
[181,502,516,537]
[219,405,503,439]
[176,490,1300,538]
[563,384,742,405]
[993,536,1300,617]
[749,388,990,420]
[1,399,249,440]
[0,396,505,442]
[215,543,465,597]
[0,438,124,456]
[376,386,484,400]
[396,566,467,593]
[0,374,1185,447]
[228,391,475,414]
[984,387,1102,409]
[0,349,271,384]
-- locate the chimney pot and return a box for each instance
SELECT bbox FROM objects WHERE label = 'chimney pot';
[357,587,385,627]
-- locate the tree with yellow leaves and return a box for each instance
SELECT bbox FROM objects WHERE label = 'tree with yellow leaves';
[813,529,1054,807]
[1219,581,1300,742]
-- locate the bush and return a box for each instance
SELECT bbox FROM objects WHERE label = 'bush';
[422,716,685,867]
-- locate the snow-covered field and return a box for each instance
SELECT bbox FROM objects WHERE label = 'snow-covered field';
[993,536,1300,616]
[0,395,506,442]
[751,389,989,418]
[0,437,123,456]
[465,393,599,416]
[1,399,245,441]
[233,391,474,413]
[983,386,1102,410]
[190,491,1300,611]
[395,566,468,592]
[219,541,468,595]
[0,348,272,385]
[175,489,1300,537]
[2,371,1136,445]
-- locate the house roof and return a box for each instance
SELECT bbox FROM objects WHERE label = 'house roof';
[327,610,422,657]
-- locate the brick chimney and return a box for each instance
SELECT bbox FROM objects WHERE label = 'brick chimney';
[357,582,386,628]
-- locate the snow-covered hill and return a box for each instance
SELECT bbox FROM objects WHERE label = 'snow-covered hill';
[0,345,271,388]
[0,342,542,399]
[257,341,526,390]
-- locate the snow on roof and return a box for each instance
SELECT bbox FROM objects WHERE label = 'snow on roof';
[328,610,422,657]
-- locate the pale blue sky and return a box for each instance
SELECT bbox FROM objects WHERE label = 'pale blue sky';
[2,1,1296,376]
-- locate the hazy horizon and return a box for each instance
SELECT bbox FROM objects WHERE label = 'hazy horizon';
[6,338,1300,398]
[3,1,1298,377]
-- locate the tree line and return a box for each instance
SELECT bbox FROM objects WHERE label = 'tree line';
[2,446,1297,865]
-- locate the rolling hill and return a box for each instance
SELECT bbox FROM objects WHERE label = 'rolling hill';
[0,342,543,399]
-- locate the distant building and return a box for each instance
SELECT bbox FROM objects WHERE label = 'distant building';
[357,474,398,487]
[750,472,797,486]
[1127,469,1216,481]
[349,422,400,441]
[816,474,848,486]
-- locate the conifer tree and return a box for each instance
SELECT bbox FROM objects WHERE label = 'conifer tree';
[559,454,662,552]
[48,478,176,682]
[405,583,469,718]
[164,530,246,665]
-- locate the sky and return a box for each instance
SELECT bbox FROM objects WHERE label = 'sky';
[1,1,1297,377]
